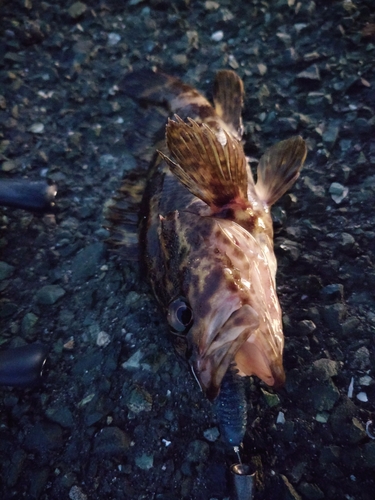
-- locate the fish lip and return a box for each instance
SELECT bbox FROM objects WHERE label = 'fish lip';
[189,304,259,401]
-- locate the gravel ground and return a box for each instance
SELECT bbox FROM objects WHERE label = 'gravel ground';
[0,1,375,499]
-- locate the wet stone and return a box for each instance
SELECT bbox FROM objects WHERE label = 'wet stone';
[363,441,375,468]
[298,482,324,500]
[312,358,340,380]
[309,379,340,411]
[297,64,320,81]
[350,346,370,370]
[35,285,65,305]
[21,312,38,335]
[322,121,340,149]
[24,422,63,453]
[321,303,346,333]
[70,243,105,282]
[93,427,131,457]
[0,299,17,318]
[320,284,344,303]
[45,407,75,429]
[297,320,316,335]
[126,386,153,414]
[261,388,280,407]
[0,261,14,280]
[329,400,366,444]
[339,232,356,253]
[135,453,154,470]
[186,440,210,462]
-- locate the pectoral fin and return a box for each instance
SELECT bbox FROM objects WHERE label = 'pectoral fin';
[255,136,307,206]
[160,116,249,210]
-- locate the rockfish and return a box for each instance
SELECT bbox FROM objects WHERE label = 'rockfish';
[108,69,307,402]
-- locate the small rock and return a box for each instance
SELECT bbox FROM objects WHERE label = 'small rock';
[320,284,344,303]
[310,379,340,411]
[211,30,223,42]
[313,358,340,380]
[96,331,111,347]
[323,121,340,149]
[297,320,316,335]
[329,182,348,204]
[93,427,131,456]
[321,303,346,333]
[363,441,375,468]
[359,375,372,386]
[135,453,154,470]
[126,386,152,414]
[261,388,280,407]
[356,392,368,402]
[0,261,14,280]
[28,123,44,134]
[186,440,210,462]
[68,2,87,19]
[69,486,87,500]
[71,243,105,282]
[1,160,17,172]
[107,33,121,46]
[203,427,220,442]
[297,64,320,81]
[351,346,370,370]
[339,232,355,253]
[276,412,286,424]
[35,285,65,305]
[45,407,75,429]
[298,482,324,500]
[21,312,38,335]
[122,349,144,369]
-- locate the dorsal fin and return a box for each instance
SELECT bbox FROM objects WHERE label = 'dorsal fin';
[213,70,244,141]
[159,116,249,210]
[255,136,307,206]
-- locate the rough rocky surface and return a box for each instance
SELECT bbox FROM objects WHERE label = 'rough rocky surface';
[0,0,374,499]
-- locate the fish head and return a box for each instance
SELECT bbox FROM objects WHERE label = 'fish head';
[163,212,285,401]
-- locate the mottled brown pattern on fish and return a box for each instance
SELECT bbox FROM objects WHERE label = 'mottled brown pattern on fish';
[109,68,307,400]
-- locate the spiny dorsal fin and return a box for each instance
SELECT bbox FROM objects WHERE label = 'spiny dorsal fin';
[255,136,307,206]
[213,70,244,141]
[160,116,249,210]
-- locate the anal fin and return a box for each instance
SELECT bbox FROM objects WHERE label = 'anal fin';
[213,70,245,141]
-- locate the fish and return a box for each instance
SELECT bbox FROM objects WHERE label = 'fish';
[108,69,307,402]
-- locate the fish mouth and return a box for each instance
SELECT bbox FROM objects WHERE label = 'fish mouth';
[190,304,259,401]
[190,304,285,400]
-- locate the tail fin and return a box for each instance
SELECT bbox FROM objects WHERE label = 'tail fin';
[255,136,307,206]
[119,69,213,123]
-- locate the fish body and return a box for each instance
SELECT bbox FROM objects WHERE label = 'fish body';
[109,69,307,401]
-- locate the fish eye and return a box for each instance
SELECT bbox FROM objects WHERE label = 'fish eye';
[167,297,193,334]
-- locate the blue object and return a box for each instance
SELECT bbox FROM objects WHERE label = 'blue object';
[214,367,247,447]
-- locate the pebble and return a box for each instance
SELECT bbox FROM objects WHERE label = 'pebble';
[329,182,348,204]
[69,486,87,500]
[320,284,344,303]
[211,30,224,42]
[322,121,340,149]
[21,312,39,335]
[135,453,154,470]
[28,122,44,134]
[297,320,316,335]
[70,242,105,282]
[68,2,87,19]
[297,64,321,81]
[356,392,368,402]
[351,346,370,370]
[126,386,153,414]
[312,358,340,380]
[321,303,346,333]
[96,331,111,347]
[261,389,280,407]
[35,285,66,305]
[0,261,14,280]
[93,427,131,456]
[203,427,220,442]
